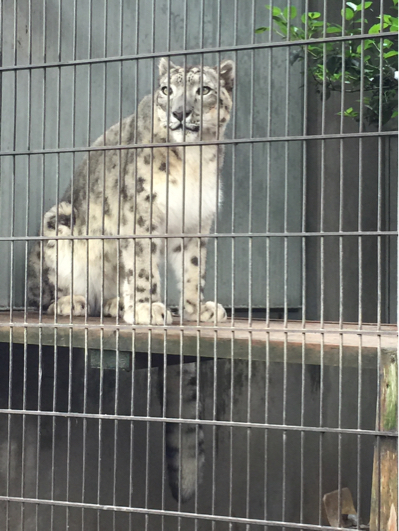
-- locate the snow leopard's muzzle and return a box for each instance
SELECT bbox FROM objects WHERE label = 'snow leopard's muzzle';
[169,96,199,132]
[169,111,199,132]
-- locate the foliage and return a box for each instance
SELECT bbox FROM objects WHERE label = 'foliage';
[256,0,398,126]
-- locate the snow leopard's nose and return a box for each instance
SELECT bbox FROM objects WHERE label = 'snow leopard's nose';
[172,109,192,123]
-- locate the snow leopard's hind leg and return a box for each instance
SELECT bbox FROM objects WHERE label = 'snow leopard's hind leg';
[158,362,205,503]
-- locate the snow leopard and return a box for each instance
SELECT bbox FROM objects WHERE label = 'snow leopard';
[28,57,235,325]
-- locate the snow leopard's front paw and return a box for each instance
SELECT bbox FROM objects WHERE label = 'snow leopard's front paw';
[103,298,124,317]
[184,301,227,322]
[48,295,89,316]
[123,302,173,325]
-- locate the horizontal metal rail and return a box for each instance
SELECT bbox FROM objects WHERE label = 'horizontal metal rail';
[1,319,397,337]
[0,130,396,159]
[0,231,397,242]
[0,408,395,437]
[0,495,357,531]
[0,31,396,73]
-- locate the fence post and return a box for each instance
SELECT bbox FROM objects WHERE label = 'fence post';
[370,349,398,531]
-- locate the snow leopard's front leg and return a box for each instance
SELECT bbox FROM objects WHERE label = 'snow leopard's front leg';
[170,236,227,322]
[120,230,172,326]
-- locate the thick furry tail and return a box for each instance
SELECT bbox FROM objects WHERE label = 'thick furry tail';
[28,202,75,310]
[158,362,205,503]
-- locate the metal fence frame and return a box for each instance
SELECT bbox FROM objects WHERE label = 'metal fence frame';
[0,0,397,530]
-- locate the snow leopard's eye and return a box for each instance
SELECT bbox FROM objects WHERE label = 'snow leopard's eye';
[162,86,173,95]
[196,86,211,96]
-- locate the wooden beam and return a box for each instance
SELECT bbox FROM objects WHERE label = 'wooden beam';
[370,350,398,531]
[0,312,396,368]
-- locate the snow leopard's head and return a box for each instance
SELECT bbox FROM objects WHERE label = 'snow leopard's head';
[156,57,234,142]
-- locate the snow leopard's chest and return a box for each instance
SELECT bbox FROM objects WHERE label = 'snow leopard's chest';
[142,145,221,234]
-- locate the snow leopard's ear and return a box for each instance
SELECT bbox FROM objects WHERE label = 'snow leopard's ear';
[219,59,235,92]
[159,57,178,77]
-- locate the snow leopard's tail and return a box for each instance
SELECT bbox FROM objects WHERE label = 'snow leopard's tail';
[158,362,205,503]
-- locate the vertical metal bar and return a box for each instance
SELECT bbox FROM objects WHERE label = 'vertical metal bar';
[145,334,152,531]
[128,3,140,526]
[319,0,327,329]
[160,2,172,524]
[247,4,255,328]
[24,0,33,320]
[100,0,108,326]
[337,3,346,522]
[338,333,344,523]
[263,333,271,531]
[246,5,255,530]
[376,0,385,330]
[283,0,292,329]
[339,0,346,332]
[81,336,89,531]
[9,0,17,337]
[300,0,309,521]
[356,4,367,521]
[84,0,93,326]
[21,329,28,530]
[356,334,363,523]
[318,337,325,526]
[128,332,136,531]
[97,333,104,531]
[215,1,222,326]
[319,5,327,523]
[6,330,13,531]
[229,4,238,531]
[95,5,105,516]
[67,0,77,327]
[265,0,273,328]
[39,0,47,325]
[230,5,238,327]
[282,2,292,524]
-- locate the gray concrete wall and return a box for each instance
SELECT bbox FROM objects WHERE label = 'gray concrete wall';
[0,0,304,311]
[305,0,398,323]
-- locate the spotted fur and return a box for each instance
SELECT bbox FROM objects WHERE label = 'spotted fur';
[28,58,234,325]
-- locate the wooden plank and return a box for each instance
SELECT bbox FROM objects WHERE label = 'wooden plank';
[0,312,396,367]
[370,350,398,531]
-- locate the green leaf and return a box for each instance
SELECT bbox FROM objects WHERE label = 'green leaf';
[272,18,288,35]
[342,107,359,118]
[346,2,358,10]
[356,38,374,52]
[283,5,297,20]
[369,22,383,33]
[301,11,321,23]
[326,25,342,33]
[342,7,355,20]
[384,50,399,58]
[266,5,283,17]
[356,1,372,9]
[255,26,269,33]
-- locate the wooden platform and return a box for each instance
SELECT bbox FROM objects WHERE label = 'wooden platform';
[0,312,396,368]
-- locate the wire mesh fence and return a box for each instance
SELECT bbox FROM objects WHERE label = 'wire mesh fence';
[0,0,397,530]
